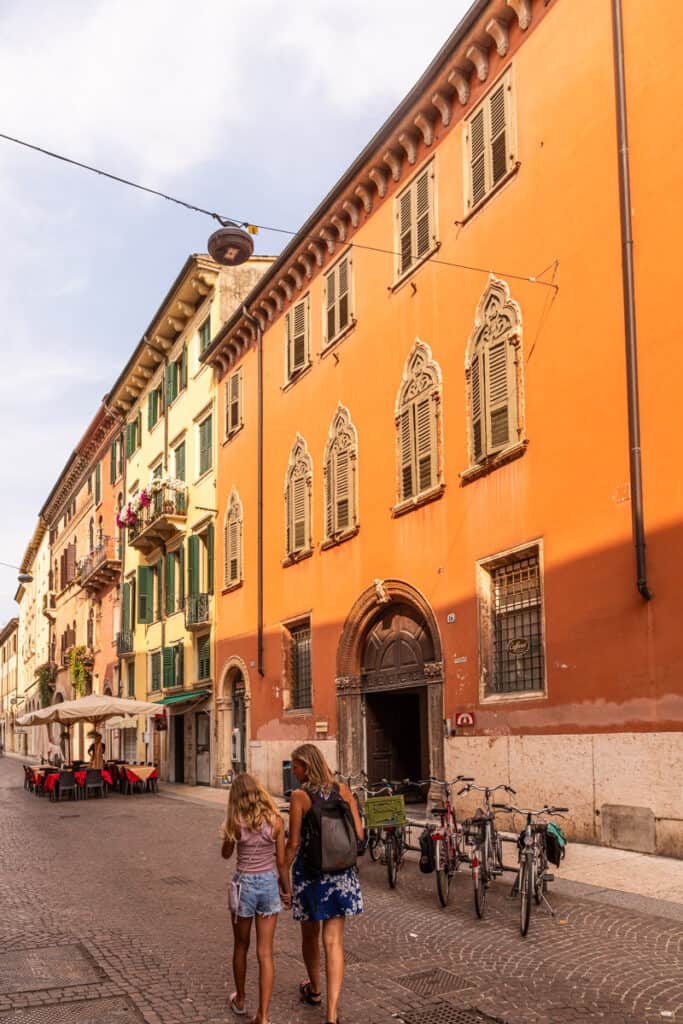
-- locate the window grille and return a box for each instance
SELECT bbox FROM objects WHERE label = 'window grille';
[489,551,544,694]
[291,623,312,709]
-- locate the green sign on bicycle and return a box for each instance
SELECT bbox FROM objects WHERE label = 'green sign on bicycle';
[364,794,406,829]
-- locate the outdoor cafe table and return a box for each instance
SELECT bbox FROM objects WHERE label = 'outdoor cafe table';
[73,769,114,789]
[123,765,157,783]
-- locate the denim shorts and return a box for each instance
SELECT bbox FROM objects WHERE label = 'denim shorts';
[233,870,281,918]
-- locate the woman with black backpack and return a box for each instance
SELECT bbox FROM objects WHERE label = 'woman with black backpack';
[286,743,364,1024]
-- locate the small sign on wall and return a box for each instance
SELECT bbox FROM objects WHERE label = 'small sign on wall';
[455,711,475,727]
[315,719,329,735]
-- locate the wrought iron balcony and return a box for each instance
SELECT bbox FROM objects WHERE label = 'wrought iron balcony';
[116,630,134,655]
[128,485,187,555]
[185,593,210,630]
[79,536,122,592]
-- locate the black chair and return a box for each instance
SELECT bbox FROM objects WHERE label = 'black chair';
[85,768,104,799]
[57,770,78,802]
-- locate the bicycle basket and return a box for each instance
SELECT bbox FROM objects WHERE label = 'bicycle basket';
[364,795,406,829]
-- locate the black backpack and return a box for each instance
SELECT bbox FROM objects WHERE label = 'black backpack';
[304,784,358,875]
[419,828,436,873]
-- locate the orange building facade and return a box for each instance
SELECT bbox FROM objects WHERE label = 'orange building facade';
[205,0,683,855]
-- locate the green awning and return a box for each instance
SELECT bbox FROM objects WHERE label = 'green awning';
[157,689,209,706]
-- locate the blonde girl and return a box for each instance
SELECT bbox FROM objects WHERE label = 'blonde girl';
[285,744,364,1024]
[221,772,291,1024]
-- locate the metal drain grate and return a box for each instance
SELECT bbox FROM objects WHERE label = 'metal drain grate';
[402,1005,503,1024]
[160,875,191,886]
[0,996,145,1023]
[59,814,80,819]
[0,945,103,994]
[399,969,476,997]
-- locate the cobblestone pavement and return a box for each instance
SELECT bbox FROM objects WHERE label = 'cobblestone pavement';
[2,760,682,1024]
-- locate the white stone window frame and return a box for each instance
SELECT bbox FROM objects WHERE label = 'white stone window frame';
[223,486,244,591]
[283,434,313,565]
[322,403,359,547]
[392,339,445,516]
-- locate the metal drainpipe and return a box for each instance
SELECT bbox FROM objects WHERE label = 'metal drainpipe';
[241,306,265,676]
[611,0,652,601]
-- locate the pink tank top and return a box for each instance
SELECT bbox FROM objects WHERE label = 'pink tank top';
[236,819,276,873]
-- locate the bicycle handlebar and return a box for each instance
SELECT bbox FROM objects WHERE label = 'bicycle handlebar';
[492,803,569,817]
[458,783,516,796]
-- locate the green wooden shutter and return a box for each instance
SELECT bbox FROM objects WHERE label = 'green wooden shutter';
[122,581,131,632]
[399,407,415,500]
[486,340,510,453]
[94,462,101,505]
[188,534,199,597]
[147,391,155,430]
[125,422,133,459]
[163,646,174,688]
[110,442,117,484]
[137,566,153,624]
[415,396,436,493]
[165,552,175,615]
[206,523,214,595]
[197,634,211,680]
[179,543,185,608]
[155,558,163,620]
[136,410,142,448]
[118,433,124,477]
[176,643,184,686]
[175,441,186,482]
[167,363,178,406]
[199,415,212,475]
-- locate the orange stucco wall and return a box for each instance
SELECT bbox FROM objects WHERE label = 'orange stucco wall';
[213,0,683,779]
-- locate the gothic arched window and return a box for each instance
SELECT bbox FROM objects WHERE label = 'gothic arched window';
[395,341,443,507]
[323,404,358,542]
[223,487,244,589]
[284,435,313,560]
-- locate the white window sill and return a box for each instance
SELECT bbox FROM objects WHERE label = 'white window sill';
[390,241,441,294]
[460,440,528,485]
[391,482,445,518]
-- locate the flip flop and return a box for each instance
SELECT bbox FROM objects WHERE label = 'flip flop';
[230,993,247,1016]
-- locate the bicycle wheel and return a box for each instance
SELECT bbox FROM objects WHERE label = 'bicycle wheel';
[386,833,399,888]
[534,849,547,904]
[473,846,487,918]
[520,856,533,937]
[436,837,452,907]
[368,829,381,861]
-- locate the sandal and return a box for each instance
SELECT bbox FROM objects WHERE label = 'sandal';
[230,993,247,1016]
[299,981,322,1006]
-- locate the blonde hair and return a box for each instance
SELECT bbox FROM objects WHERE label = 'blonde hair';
[291,743,335,796]
[221,772,280,842]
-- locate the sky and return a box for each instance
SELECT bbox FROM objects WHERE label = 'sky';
[0,0,471,623]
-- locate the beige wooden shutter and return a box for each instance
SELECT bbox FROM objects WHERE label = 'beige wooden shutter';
[324,454,334,539]
[415,396,436,493]
[285,310,292,378]
[398,187,413,275]
[489,82,507,187]
[338,257,350,332]
[415,168,433,259]
[399,407,415,500]
[229,520,240,583]
[471,351,485,463]
[286,477,292,553]
[223,519,229,587]
[486,340,510,452]
[292,298,308,371]
[470,108,486,207]
[325,270,336,344]
[335,448,350,530]
[228,371,241,432]
[292,476,307,550]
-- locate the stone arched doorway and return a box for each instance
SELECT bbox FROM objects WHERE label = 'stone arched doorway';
[216,657,251,782]
[336,580,444,786]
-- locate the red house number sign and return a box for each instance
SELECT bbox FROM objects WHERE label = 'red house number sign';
[455,711,475,727]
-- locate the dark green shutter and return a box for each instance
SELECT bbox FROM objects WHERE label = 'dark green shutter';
[165,552,175,615]
[125,422,133,459]
[206,524,214,595]
[110,442,117,484]
[179,545,185,608]
[177,643,184,686]
[118,433,124,477]
[167,363,178,406]
[147,391,155,430]
[156,558,163,620]
[137,566,153,624]
[175,442,185,481]
[199,415,212,475]
[188,534,199,597]
[163,646,174,688]
[122,581,131,632]
[127,659,135,698]
[198,634,210,680]
[94,462,101,505]
[136,410,142,447]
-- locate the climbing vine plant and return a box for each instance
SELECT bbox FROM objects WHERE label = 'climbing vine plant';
[35,663,57,708]
[69,646,93,698]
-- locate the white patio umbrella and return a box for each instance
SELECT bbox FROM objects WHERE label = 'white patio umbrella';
[17,694,164,768]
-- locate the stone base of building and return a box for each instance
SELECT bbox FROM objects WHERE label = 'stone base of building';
[445,730,683,859]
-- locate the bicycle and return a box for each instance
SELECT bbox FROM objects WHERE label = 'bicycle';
[459,781,516,918]
[429,775,474,907]
[493,802,568,936]
[359,777,410,888]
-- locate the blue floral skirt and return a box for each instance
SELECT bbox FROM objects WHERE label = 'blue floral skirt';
[292,854,363,923]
